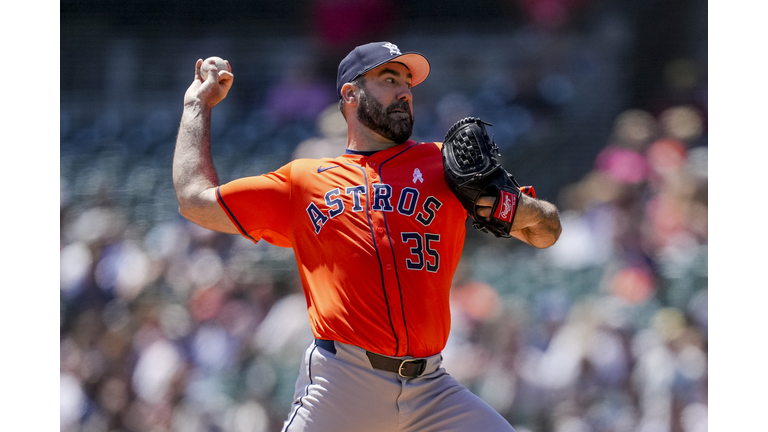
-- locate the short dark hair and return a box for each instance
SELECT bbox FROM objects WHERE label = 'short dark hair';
[338,76,366,120]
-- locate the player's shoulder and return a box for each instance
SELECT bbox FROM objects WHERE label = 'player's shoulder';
[390,141,444,172]
[406,141,444,159]
[286,156,348,178]
[407,140,442,152]
[290,156,342,167]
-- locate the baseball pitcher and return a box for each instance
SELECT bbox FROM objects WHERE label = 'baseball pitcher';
[173,41,562,432]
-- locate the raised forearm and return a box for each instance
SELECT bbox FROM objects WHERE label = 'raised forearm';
[509,193,562,248]
[169,58,240,233]
[173,104,219,214]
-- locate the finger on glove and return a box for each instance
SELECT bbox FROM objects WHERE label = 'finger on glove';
[476,195,495,218]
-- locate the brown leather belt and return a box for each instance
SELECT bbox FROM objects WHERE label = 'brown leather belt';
[315,339,428,378]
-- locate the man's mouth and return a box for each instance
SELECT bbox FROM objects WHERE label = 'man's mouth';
[388,102,410,115]
[389,107,410,116]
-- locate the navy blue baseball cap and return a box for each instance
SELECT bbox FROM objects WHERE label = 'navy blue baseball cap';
[336,41,431,98]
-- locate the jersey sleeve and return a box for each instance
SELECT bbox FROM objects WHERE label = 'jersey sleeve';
[216,162,294,248]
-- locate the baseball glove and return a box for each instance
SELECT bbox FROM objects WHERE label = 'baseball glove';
[441,117,533,238]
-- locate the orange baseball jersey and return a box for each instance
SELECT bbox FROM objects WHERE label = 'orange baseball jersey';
[216,140,467,358]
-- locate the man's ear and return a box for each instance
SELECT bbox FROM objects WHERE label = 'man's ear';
[340,83,359,106]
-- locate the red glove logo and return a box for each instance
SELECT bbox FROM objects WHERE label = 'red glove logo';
[494,191,517,223]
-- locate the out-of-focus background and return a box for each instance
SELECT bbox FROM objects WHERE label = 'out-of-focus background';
[60,1,708,431]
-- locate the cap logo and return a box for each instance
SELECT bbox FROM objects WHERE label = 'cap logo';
[382,42,401,56]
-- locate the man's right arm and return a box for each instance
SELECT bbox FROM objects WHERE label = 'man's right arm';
[172,58,239,234]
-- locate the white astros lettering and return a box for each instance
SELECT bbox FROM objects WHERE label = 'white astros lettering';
[306,183,444,234]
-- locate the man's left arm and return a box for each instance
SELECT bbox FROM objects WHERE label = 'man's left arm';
[477,194,562,248]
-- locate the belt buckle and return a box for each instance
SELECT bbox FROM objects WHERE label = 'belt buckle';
[398,358,427,378]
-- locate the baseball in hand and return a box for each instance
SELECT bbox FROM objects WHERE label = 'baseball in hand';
[200,56,228,81]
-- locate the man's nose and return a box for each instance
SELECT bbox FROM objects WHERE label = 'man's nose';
[397,85,412,101]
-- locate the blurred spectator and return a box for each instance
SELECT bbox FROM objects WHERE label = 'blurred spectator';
[513,0,595,31]
[594,109,656,185]
[309,0,397,50]
[291,103,348,159]
[433,92,474,139]
[648,58,708,125]
[261,59,336,126]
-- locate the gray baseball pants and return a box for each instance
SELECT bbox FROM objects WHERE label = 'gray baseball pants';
[281,339,515,432]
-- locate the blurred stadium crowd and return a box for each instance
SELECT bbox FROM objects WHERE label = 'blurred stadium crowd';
[60,1,707,431]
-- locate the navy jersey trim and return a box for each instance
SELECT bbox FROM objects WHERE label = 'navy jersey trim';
[216,187,259,243]
[347,163,399,355]
[376,142,422,356]
[345,148,380,157]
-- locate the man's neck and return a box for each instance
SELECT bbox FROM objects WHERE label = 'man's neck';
[346,122,402,152]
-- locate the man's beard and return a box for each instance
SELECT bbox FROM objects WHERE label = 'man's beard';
[356,88,414,144]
